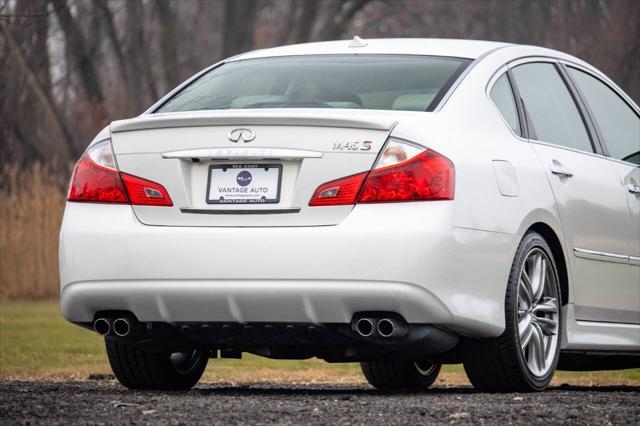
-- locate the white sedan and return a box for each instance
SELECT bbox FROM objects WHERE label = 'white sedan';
[59,38,640,392]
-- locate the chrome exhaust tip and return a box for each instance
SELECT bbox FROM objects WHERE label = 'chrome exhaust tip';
[112,318,132,337]
[377,318,396,337]
[93,318,111,336]
[355,318,375,337]
[377,318,409,338]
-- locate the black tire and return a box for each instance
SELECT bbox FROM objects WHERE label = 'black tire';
[361,360,441,390]
[106,340,208,390]
[462,231,562,392]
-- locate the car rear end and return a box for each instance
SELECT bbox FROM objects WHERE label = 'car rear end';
[59,49,506,370]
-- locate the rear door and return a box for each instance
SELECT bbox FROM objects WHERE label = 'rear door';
[564,64,640,324]
[509,60,633,323]
[110,110,394,227]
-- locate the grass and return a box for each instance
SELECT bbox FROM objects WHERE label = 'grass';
[1,301,639,386]
[0,301,365,382]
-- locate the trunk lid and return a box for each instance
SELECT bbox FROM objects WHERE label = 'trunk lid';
[110,110,395,226]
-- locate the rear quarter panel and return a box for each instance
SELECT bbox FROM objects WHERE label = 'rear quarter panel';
[389,47,569,303]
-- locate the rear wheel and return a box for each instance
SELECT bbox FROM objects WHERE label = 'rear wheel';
[106,340,208,390]
[463,231,561,392]
[361,360,441,390]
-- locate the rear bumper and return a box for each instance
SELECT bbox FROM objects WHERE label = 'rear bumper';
[62,279,452,324]
[59,202,515,337]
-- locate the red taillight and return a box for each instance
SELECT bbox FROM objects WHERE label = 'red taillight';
[68,139,172,207]
[358,149,454,203]
[308,172,368,206]
[67,144,128,203]
[120,173,173,207]
[308,139,454,206]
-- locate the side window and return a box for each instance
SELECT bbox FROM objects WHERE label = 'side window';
[568,67,640,165]
[490,73,521,136]
[511,62,593,153]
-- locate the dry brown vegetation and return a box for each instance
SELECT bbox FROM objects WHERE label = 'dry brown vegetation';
[0,164,66,299]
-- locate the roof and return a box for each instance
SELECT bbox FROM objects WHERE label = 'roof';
[230,38,512,62]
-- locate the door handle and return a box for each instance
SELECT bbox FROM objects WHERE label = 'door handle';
[627,183,640,195]
[550,163,574,178]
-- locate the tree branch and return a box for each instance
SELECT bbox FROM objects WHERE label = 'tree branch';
[0,19,77,159]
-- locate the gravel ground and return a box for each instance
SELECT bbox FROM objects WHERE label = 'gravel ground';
[0,380,638,425]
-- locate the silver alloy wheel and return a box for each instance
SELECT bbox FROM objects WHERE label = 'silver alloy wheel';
[517,248,560,377]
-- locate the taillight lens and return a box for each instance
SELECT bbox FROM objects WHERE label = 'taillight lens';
[359,140,454,203]
[68,140,128,203]
[120,173,173,207]
[68,139,173,206]
[308,172,368,206]
[308,138,454,206]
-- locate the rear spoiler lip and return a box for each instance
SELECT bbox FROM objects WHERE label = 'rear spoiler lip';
[110,110,400,133]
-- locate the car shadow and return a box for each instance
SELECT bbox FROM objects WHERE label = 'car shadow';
[191,383,640,397]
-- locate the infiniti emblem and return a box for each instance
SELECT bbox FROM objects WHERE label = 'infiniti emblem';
[228,128,256,143]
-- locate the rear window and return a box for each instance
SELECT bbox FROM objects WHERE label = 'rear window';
[156,55,471,113]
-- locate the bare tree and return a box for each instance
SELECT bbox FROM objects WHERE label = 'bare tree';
[277,0,320,45]
[156,0,180,89]
[51,0,103,103]
[0,20,77,160]
[0,0,638,174]
[222,0,258,58]
[51,0,107,127]
[125,0,159,111]
[312,0,371,41]
[94,0,130,112]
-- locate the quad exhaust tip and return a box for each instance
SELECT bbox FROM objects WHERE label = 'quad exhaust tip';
[93,318,111,336]
[377,317,409,338]
[355,318,375,337]
[377,318,395,337]
[112,318,132,337]
[352,314,410,339]
[94,317,137,337]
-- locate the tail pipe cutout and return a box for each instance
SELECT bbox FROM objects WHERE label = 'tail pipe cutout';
[93,315,143,338]
[350,312,458,356]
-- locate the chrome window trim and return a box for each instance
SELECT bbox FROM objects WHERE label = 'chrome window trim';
[484,65,528,142]
[574,248,637,265]
[528,132,639,169]
[558,60,640,169]
[506,57,601,155]
[558,60,640,115]
[528,139,613,161]
[603,155,640,169]
[502,56,640,168]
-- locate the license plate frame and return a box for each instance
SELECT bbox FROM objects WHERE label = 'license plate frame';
[206,164,282,205]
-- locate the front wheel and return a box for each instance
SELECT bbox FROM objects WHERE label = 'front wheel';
[361,360,441,390]
[106,340,208,390]
[463,231,562,392]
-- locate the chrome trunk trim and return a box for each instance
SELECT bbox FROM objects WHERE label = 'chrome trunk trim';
[162,147,323,161]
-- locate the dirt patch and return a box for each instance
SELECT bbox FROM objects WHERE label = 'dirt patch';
[1,380,638,425]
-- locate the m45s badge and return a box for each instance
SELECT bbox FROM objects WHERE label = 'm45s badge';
[331,141,372,152]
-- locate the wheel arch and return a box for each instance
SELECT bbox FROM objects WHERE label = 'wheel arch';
[511,208,571,307]
[526,222,570,307]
